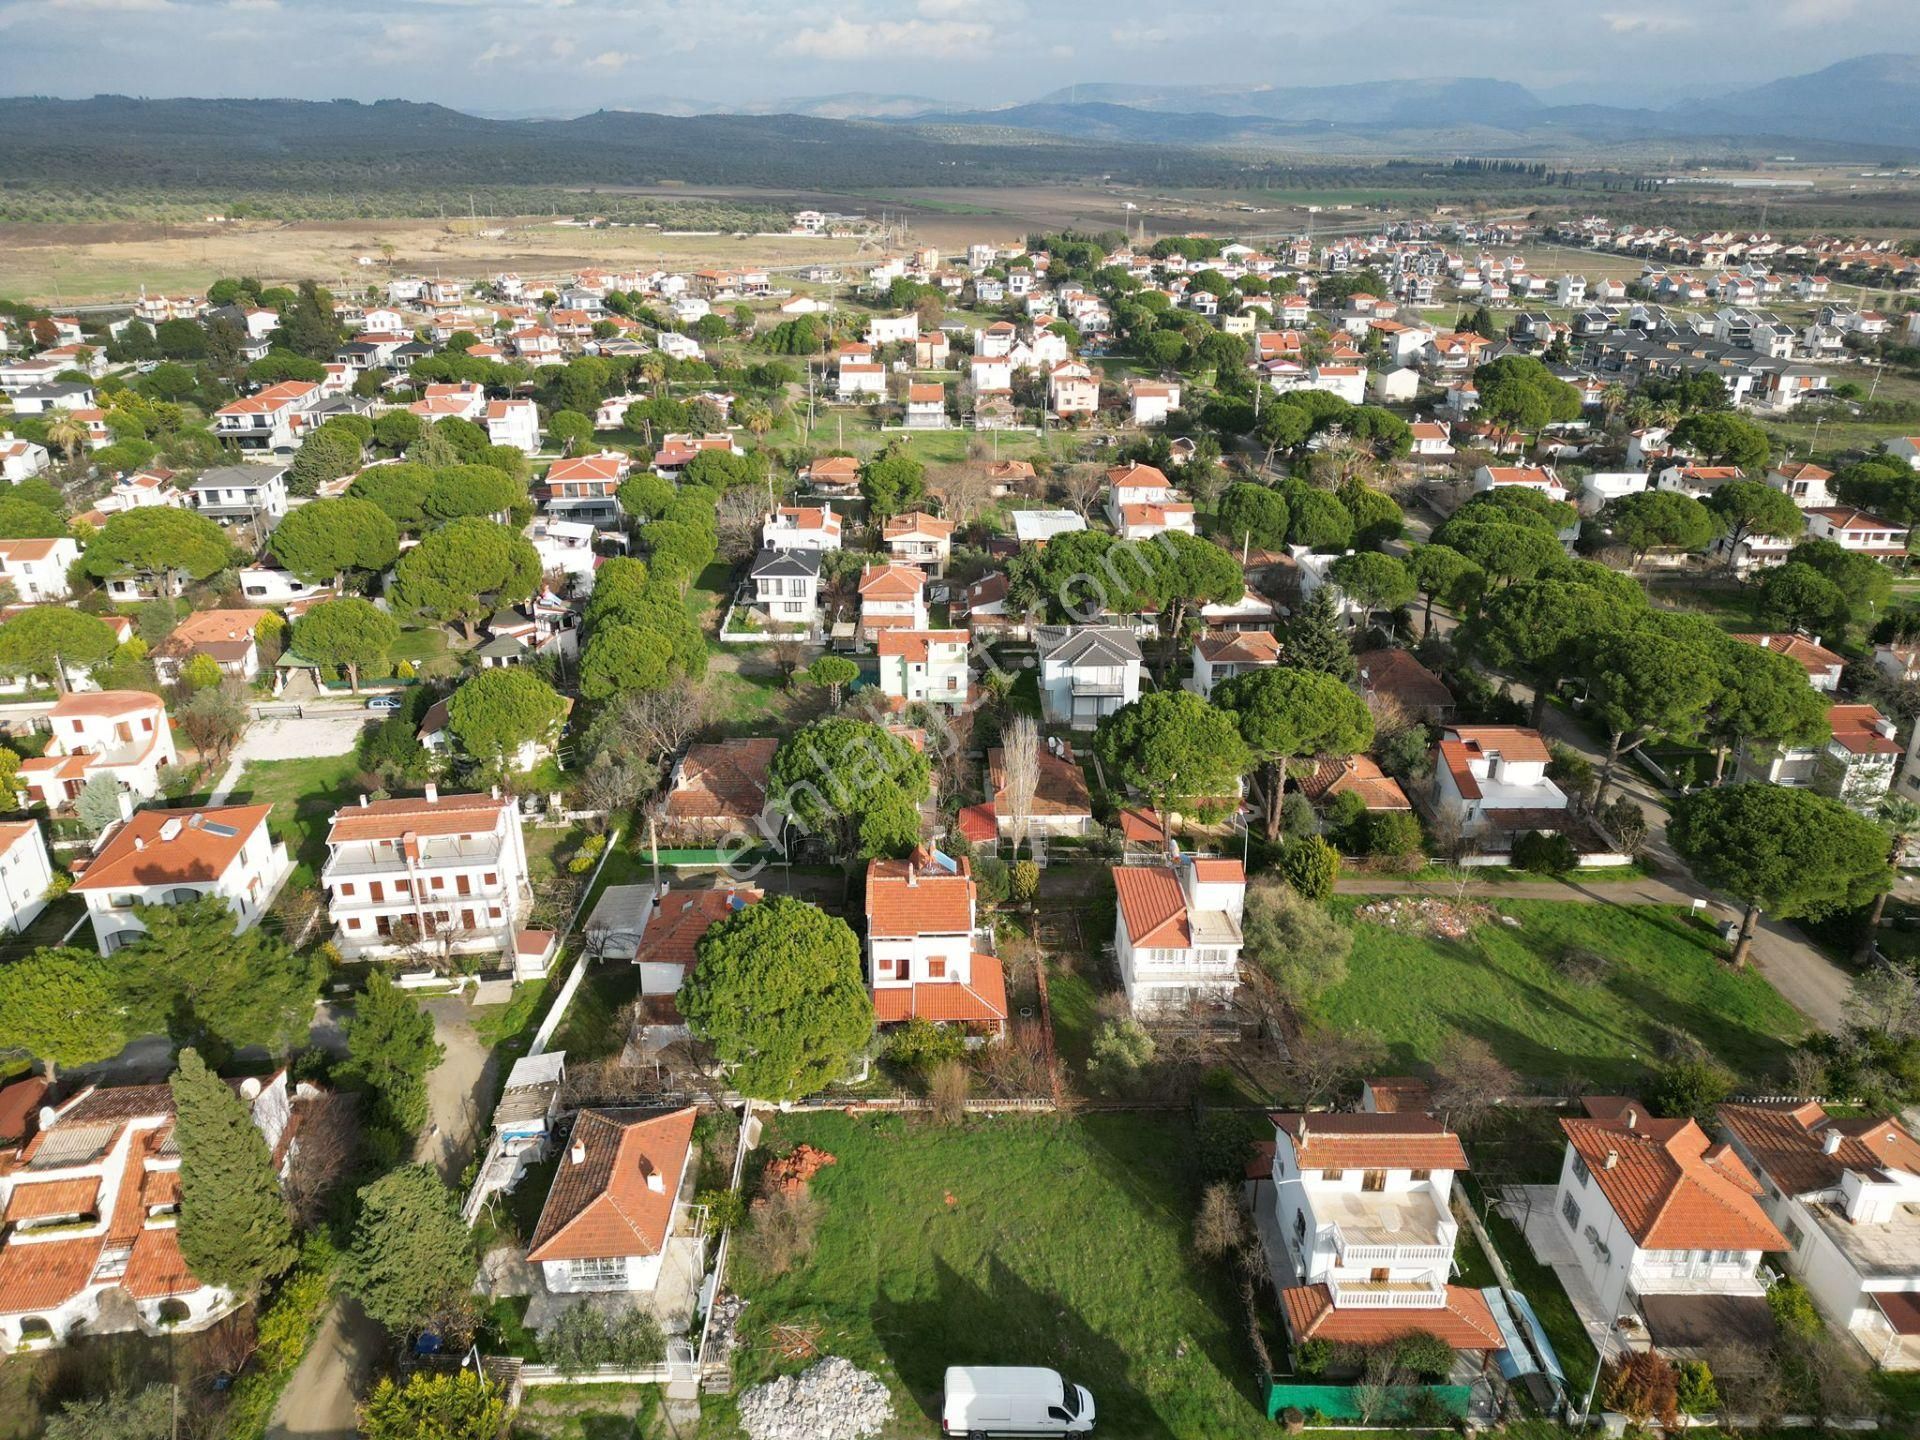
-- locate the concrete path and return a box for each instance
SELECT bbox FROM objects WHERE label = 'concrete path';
[265,998,499,1440]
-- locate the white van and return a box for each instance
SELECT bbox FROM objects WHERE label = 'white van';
[942,1366,1096,1436]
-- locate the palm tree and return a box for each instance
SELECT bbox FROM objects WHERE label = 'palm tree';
[1859,796,1920,961]
[1599,383,1629,429]
[738,400,774,441]
[639,352,669,388]
[44,413,86,465]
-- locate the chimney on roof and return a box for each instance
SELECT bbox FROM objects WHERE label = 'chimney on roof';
[359,794,369,808]
[1822,1128,1844,1156]
[641,1157,664,1194]
[1623,1106,1638,1130]
[1604,1150,1619,1170]
[424,782,438,805]
[570,1140,586,1165]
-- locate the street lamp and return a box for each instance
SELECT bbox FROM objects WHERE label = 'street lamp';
[1575,1314,1637,1424]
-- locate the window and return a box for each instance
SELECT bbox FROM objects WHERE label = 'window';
[1783,1218,1804,1250]
[1561,1192,1581,1231]
[340,883,354,898]
[564,1255,628,1287]
[484,873,498,887]
[1292,1211,1307,1242]
[1410,1169,1431,1182]
[928,957,946,979]
[1322,1169,1343,1182]
[1362,1170,1386,1193]
[1572,1153,1592,1188]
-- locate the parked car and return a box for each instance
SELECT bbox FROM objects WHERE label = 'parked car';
[366,695,402,712]
[942,1367,1095,1437]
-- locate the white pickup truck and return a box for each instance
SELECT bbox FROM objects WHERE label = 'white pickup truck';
[942,1366,1097,1437]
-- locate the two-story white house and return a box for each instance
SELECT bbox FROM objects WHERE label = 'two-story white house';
[526,1107,698,1298]
[882,512,954,571]
[212,381,320,453]
[0,1071,310,1350]
[1128,380,1181,427]
[187,464,289,531]
[541,452,627,529]
[16,691,177,811]
[761,506,843,553]
[1550,1097,1785,1344]
[1770,462,1836,509]
[1112,856,1245,1014]
[1115,498,1197,541]
[1189,630,1282,699]
[1719,1102,1920,1369]
[856,563,928,643]
[1803,507,1910,558]
[321,788,538,970]
[1264,1107,1502,1356]
[485,399,541,454]
[1428,726,1568,839]
[0,538,81,602]
[1731,632,1844,693]
[865,852,1007,1034]
[1736,702,1900,811]
[1105,462,1178,527]
[0,821,54,935]
[1473,464,1570,505]
[71,803,292,953]
[747,549,822,630]
[0,433,49,483]
[875,630,970,712]
[1035,625,1142,729]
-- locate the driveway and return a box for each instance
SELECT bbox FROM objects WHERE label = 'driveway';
[265,997,499,1440]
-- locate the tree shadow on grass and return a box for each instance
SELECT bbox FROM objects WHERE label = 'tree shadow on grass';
[871,1253,1156,1437]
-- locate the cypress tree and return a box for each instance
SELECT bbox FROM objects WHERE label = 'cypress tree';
[343,1166,474,1336]
[170,1047,296,1297]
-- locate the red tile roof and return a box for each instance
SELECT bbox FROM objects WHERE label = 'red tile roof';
[74,804,272,892]
[871,956,1008,1024]
[866,856,974,938]
[1271,1112,1469,1170]
[1114,865,1191,949]
[1281,1284,1502,1349]
[1719,1102,1920,1196]
[662,739,777,825]
[1730,632,1843,676]
[858,564,927,601]
[526,1107,697,1264]
[1827,703,1900,756]
[326,792,508,844]
[1561,1100,1785,1252]
[1197,630,1281,666]
[635,889,761,973]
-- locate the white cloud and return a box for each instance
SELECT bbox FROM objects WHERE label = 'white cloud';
[585,48,634,70]
[1599,10,1694,33]
[46,0,174,11]
[1109,22,1169,49]
[473,39,522,65]
[789,16,992,60]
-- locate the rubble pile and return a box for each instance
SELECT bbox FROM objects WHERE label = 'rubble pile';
[737,1356,892,1440]
[1353,896,1492,940]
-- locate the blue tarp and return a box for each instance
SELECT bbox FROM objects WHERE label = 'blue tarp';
[1505,1287,1571,1389]
[1481,1287,1537,1382]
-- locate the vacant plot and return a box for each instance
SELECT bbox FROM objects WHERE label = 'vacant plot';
[732,1111,1274,1440]
[1311,899,1806,1091]
[223,751,362,884]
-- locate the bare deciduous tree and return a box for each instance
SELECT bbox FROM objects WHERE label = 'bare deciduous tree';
[1276,1023,1383,1110]
[1055,464,1107,520]
[1000,714,1040,858]
[938,468,993,530]
[618,685,709,765]
[713,486,767,564]
[577,755,647,822]
[1431,1035,1518,1133]
[1193,1181,1248,1260]
[282,1093,362,1227]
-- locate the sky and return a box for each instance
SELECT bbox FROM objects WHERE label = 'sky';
[0,0,1903,114]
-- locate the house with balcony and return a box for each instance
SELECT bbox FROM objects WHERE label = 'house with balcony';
[212,381,320,453]
[1718,1103,1920,1369]
[1736,702,1899,811]
[1047,362,1099,418]
[526,1107,699,1299]
[865,851,1007,1035]
[1112,856,1245,1014]
[542,452,628,529]
[1545,1097,1785,1351]
[186,464,289,532]
[0,1071,311,1351]
[875,629,970,713]
[1473,464,1570,505]
[882,512,953,571]
[16,691,176,811]
[857,563,928,643]
[761,506,843,553]
[904,383,947,430]
[152,608,271,685]
[71,804,291,954]
[1803,507,1910,558]
[1035,625,1142,729]
[1105,462,1178,526]
[486,399,542,454]
[321,787,537,971]
[1262,1108,1501,1356]
[1730,632,1844,693]
[1128,380,1181,427]
[1116,498,1197,542]
[0,433,49,484]
[0,538,81,602]
[1770,461,1836,509]
[657,738,779,849]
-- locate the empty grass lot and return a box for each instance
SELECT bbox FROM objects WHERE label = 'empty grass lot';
[1311,900,1806,1092]
[732,1111,1275,1440]
[223,752,362,884]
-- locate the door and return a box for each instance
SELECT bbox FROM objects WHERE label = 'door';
[457,874,471,897]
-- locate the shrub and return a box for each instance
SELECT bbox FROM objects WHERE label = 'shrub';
[1280,791,1318,840]
[1293,1339,1333,1377]
[1087,1018,1155,1096]
[1676,1359,1721,1416]
[739,1185,822,1278]
[974,856,1011,904]
[1651,1056,1735,1123]
[1324,790,1369,850]
[1768,1277,1823,1342]
[1280,835,1339,900]
[566,853,595,875]
[882,1016,965,1073]
[1364,810,1423,864]
[1195,1110,1254,1185]
[1601,794,1648,854]
[1511,828,1577,876]
[697,1188,746,1233]
[1393,1330,1455,1382]
[1009,859,1040,906]
[929,1059,970,1125]
[539,1303,666,1377]
[1555,944,1610,987]
[1603,1351,1680,1429]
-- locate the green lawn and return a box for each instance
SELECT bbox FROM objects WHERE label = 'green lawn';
[0,892,88,961]
[389,625,457,678]
[223,752,363,884]
[1312,900,1806,1091]
[734,1112,1275,1440]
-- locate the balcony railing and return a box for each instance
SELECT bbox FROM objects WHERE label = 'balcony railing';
[1331,1224,1455,1267]
[1326,1277,1447,1309]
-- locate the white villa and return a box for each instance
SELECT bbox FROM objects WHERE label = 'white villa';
[1111,856,1245,1013]
[71,804,291,954]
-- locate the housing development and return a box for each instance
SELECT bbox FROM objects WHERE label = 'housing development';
[4,25,1920,1440]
